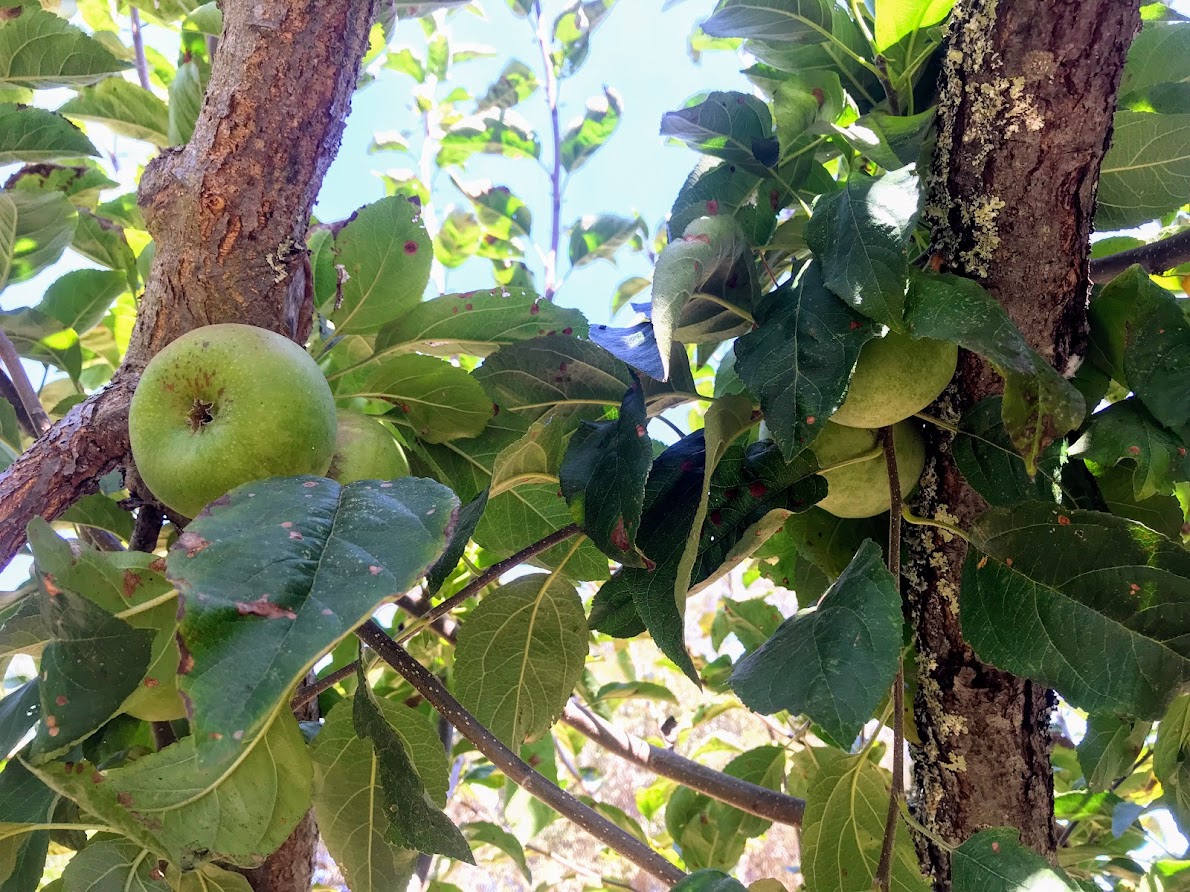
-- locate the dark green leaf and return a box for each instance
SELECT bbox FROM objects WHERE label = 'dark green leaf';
[327,196,433,336]
[804,166,920,330]
[462,823,530,881]
[0,104,97,164]
[37,268,126,334]
[0,6,129,88]
[71,209,138,291]
[734,261,880,460]
[165,475,456,767]
[660,91,778,175]
[58,492,134,540]
[701,0,833,42]
[58,78,170,146]
[952,828,1080,891]
[905,270,1086,473]
[353,671,474,862]
[560,378,652,564]
[0,679,38,761]
[962,502,1190,719]
[425,490,488,597]
[953,396,1064,507]
[668,157,770,244]
[731,539,900,746]
[560,86,621,172]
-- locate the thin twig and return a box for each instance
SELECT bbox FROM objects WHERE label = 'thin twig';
[129,506,164,554]
[0,331,50,435]
[524,842,638,890]
[354,621,686,886]
[532,0,565,300]
[1090,228,1190,283]
[290,661,359,711]
[395,524,580,644]
[129,7,152,91]
[874,426,906,892]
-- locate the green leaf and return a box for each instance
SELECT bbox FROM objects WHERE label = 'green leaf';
[835,109,936,172]
[60,837,169,892]
[664,746,785,870]
[0,6,129,88]
[59,78,169,146]
[953,397,1064,507]
[171,865,253,892]
[660,91,778,175]
[473,334,637,419]
[167,60,203,145]
[1078,713,1150,793]
[425,490,488,597]
[411,412,529,503]
[311,700,443,892]
[1156,693,1190,831]
[0,190,76,288]
[905,270,1086,473]
[462,822,531,881]
[0,104,97,164]
[701,0,833,42]
[560,86,621,173]
[651,215,754,381]
[71,210,138,291]
[734,262,880,460]
[29,712,312,869]
[560,379,653,565]
[437,109,540,167]
[874,0,954,53]
[327,196,433,336]
[26,522,152,761]
[668,157,772,244]
[1072,398,1190,500]
[962,502,1190,720]
[37,269,126,334]
[334,353,494,444]
[591,679,678,704]
[165,475,457,768]
[730,539,900,746]
[1088,266,1190,439]
[352,674,473,863]
[801,754,929,892]
[58,492,134,540]
[1097,111,1190,230]
[454,178,532,242]
[568,213,643,268]
[0,826,47,892]
[1121,20,1190,98]
[475,59,538,111]
[453,572,588,746]
[951,828,1080,891]
[0,680,38,761]
[602,435,823,681]
[669,871,748,892]
[805,167,920,329]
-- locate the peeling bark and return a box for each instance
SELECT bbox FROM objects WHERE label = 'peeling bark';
[0,0,376,571]
[909,0,1140,883]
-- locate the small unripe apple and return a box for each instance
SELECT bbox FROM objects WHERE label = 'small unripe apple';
[811,420,926,518]
[830,330,957,429]
[129,324,337,518]
[327,409,411,484]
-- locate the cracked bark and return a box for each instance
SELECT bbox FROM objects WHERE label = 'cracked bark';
[909,0,1140,884]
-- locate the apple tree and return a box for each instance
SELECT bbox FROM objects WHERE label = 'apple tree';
[0,0,1189,891]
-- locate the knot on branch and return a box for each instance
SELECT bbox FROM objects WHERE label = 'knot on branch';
[137,147,188,232]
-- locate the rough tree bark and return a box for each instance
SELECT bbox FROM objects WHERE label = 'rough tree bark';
[0,1,378,890]
[909,0,1140,883]
[0,0,376,567]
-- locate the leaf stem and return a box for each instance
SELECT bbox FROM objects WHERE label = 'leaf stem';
[900,505,972,544]
[394,523,581,645]
[0,331,50,435]
[874,426,906,892]
[354,621,687,886]
[532,0,565,300]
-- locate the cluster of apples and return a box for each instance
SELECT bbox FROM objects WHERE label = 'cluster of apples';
[809,332,957,518]
[128,324,410,519]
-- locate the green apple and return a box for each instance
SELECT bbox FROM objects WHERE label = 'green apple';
[830,331,957,429]
[811,420,926,518]
[327,409,411,484]
[129,323,337,517]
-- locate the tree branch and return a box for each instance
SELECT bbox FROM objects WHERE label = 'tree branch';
[129,6,151,92]
[1089,229,1190,283]
[0,331,50,435]
[531,0,564,300]
[354,621,686,887]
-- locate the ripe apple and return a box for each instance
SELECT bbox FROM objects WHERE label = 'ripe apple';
[830,330,957,429]
[327,409,411,484]
[811,420,926,518]
[129,323,337,518]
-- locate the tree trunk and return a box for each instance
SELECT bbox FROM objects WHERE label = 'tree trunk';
[909,0,1140,883]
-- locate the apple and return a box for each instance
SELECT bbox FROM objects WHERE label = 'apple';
[830,330,957,429]
[129,323,337,518]
[811,420,926,518]
[327,409,411,484]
